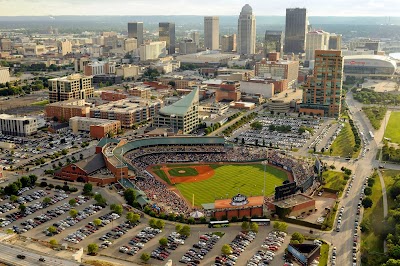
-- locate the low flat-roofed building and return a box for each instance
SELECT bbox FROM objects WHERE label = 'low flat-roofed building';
[199,102,229,115]
[268,99,291,113]
[267,193,315,217]
[229,101,255,110]
[69,116,121,139]
[176,51,240,66]
[0,114,38,137]
[128,86,152,99]
[100,91,127,101]
[240,79,275,99]
[45,99,90,121]
[90,98,163,128]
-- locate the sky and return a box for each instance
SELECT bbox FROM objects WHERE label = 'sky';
[0,0,399,16]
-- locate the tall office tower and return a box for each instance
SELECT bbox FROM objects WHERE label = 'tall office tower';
[159,22,176,55]
[179,39,197,55]
[237,4,256,55]
[221,34,237,52]
[190,32,200,47]
[329,34,342,50]
[305,30,330,61]
[265,30,283,55]
[285,8,308,54]
[299,50,344,118]
[204,16,220,50]
[127,22,144,45]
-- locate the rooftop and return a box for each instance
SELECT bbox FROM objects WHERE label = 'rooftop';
[49,74,92,81]
[214,196,264,209]
[158,88,198,116]
[272,194,314,208]
[0,114,36,121]
[91,98,161,114]
[75,153,106,175]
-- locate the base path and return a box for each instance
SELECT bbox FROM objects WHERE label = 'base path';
[160,165,215,184]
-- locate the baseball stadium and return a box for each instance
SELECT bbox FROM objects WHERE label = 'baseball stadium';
[109,136,317,219]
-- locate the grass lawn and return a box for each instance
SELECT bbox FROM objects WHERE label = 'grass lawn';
[385,112,400,144]
[322,171,347,196]
[328,122,359,158]
[361,172,386,266]
[174,164,288,206]
[323,202,338,231]
[31,99,49,106]
[153,169,170,185]
[382,169,400,209]
[168,167,199,177]
[362,106,387,130]
[318,243,329,266]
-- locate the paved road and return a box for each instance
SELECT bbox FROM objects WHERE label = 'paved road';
[0,242,79,266]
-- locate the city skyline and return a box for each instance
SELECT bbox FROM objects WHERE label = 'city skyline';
[0,0,399,17]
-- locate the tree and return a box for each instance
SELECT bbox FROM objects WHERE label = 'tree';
[159,237,168,246]
[20,176,30,187]
[29,174,37,185]
[241,221,250,231]
[19,204,26,213]
[110,204,123,215]
[384,259,400,266]
[87,243,98,255]
[364,187,372,196]
[123,188,136,205]
[180,225,191,237]
[250,121,263,130]
[49,239,58,246]
[10,195,18,202]
[43,197,51,205]
[61,149,68,155]
[291,232,305,243]
[126,212,140,224]
[250,222,259,233]
[221,244,233,255]
[149,218,156,228]
[175,224,183,233]
[69,209,78,218]
[273,221,288,232]
[83,183,93,194]
[69,199,77,206]
[93,219,102,227]
[155,219,165,230]
[79,154,84,160]
[140,252,150,262]
[47,226,57,235]
[362,197,373,208]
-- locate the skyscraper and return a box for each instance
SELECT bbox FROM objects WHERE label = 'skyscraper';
[127,22,144,45]
[305,30,330,61]
[299,50,344,118]
[159,22,176,55]
[328,34,342,50]
[285,8,308,54]
[204,16,220,50]
[265,30,283,55]
[221,34,237,52]
[190,32,200,47]
[237,4,256,55]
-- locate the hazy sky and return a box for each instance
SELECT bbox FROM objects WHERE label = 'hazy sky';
[0,0,399,16]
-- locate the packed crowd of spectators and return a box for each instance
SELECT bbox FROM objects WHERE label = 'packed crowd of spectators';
[267,150,314,186]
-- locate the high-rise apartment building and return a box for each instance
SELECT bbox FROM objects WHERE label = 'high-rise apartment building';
[159,22,176,55]
[204,16,220,50]
[48,74,94,103]
[127,22,144,45]
[237,4,256,55]
[221,34,237,52]
[139,41,167,61]
[124,38,138,53]
[190,32,200,47]
[255,58,299,88]
[265,31,283,55]
[329,34,342,50]
[285,8,308,54]
[60,40,72,56]
[305,30,330,61]
[179,39,197,55]
[300,50,344,118]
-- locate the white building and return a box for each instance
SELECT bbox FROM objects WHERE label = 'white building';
[0,114,38,136]
[69,116,116,133]
[239,79,274,98]
[237,4,256,55]
[60,40,72,56]
[0,67,10,84]
[204,16,219,50]
[139,41,167,61]
[115,64,140,79]
[23,43,46,56]
[305,30,330,61]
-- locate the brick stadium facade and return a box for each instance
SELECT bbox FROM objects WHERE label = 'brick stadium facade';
[207,195,264,219]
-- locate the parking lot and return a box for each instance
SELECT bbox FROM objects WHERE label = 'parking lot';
[234,115,324,149]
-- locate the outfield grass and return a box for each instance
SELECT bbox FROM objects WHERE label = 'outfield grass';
[361,172,385,266]
[385,112,400,144]
[168,167,199,177]
[328,122,359,158]
[153,169,171,185]
[174,164,288,206]
[322,171,347,196]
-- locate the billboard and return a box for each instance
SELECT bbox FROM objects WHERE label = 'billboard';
[275,182,297,200]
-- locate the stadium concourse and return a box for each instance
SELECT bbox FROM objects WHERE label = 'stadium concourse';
[109,136,317,218]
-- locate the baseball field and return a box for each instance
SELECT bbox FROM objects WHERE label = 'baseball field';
[150,163,289,206]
